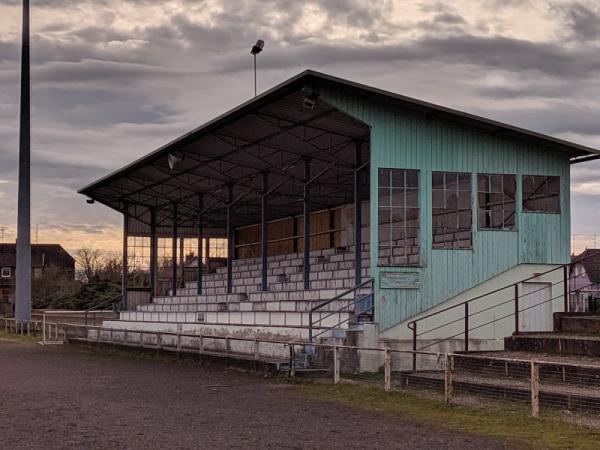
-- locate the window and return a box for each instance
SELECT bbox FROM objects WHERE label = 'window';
[378,168,420,266]
[1,267,11,278]
[522,175,560,213]
[477,174,516,230]
[432,172,472,249]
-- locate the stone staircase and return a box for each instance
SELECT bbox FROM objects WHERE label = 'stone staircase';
[102,244,373,341]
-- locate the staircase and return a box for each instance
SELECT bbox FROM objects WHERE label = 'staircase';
[406,312,600,415]
[102,244,373,342]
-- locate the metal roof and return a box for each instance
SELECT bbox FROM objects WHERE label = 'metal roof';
[79,69,600,235]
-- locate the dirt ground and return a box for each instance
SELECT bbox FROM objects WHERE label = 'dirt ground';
[0,340,513,449]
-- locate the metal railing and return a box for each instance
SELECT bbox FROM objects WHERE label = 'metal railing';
[84,293,123,325]
[308,277,374,342]
[407,254,599,371]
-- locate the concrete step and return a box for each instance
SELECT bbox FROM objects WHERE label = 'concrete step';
[119,310,351,329]
[459,351,600,387]
[138,299,354,313]
[555,313,600,334]
[248,287,370,303]
[505,333,600,357]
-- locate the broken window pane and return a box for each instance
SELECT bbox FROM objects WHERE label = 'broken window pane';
[522,175,560,213]
[477,173,517,230]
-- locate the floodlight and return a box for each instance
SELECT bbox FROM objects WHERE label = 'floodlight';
[168,153,184,171]
[251,39,264,55]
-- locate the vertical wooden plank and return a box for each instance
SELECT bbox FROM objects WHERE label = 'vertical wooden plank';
[384,347,391,392]
[531,360,540,417]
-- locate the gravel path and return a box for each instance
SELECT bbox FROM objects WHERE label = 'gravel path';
[0,340,515,449]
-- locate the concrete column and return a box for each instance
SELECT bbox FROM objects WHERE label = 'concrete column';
[303,159,311,290]
[15,0,31,324]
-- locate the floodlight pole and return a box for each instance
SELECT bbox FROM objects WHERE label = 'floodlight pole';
[15,0,31,325]
[254,53,257,97]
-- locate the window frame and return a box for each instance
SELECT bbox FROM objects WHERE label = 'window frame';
[431,171,473,250]
[377,167,421,267]
[522,175,561,214]
[1,267,11,278]
[477,173,517,231]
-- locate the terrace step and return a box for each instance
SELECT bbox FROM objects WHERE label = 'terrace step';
[119,310,351,329]
[404,369,600,414]
[504,333,600,357]
[555,313,600,334]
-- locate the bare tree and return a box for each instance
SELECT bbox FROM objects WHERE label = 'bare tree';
[75,247,103,282]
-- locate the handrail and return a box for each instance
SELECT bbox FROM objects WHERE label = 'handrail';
[84,293,123,325]
[407,252,598,370]
[407,251,599,334]
[308,277,374,342]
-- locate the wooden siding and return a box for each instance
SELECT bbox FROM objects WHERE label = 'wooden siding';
[322,88,571,330]
[235,208,342,259]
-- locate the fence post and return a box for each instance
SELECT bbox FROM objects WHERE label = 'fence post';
[444,354,453,405]
[225,337,230,360]
[384,347,391,392]
[531,360,540,417]
[177,333,182,354]
[199,335,204,353]
[333,345,340,384]
[156,332,161,350]
[42,312,46,345]
[464,303,469,352]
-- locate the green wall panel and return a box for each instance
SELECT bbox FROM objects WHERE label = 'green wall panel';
[321,88,571,330]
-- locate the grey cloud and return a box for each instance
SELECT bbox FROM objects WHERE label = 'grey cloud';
[563,2,600,41]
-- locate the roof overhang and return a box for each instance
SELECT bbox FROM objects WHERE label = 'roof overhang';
[79,70,600,236]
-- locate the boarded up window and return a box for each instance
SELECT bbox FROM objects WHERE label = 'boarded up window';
[522,175,560,213]
[378,168,420,266]
[432,172,472,249]
[477,174,516,230]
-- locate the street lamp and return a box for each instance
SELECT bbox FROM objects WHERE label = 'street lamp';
[250,39,264,97]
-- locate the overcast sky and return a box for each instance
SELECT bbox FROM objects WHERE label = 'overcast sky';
[0,0,599,253]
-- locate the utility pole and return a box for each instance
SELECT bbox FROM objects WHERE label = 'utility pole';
[15,0,31,325]
[0,227,5,244]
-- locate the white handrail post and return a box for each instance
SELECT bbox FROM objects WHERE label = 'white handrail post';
[42,311,46,345]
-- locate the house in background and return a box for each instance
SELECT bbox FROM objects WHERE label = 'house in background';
[0,244,75,316]
[570,249,600,312]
